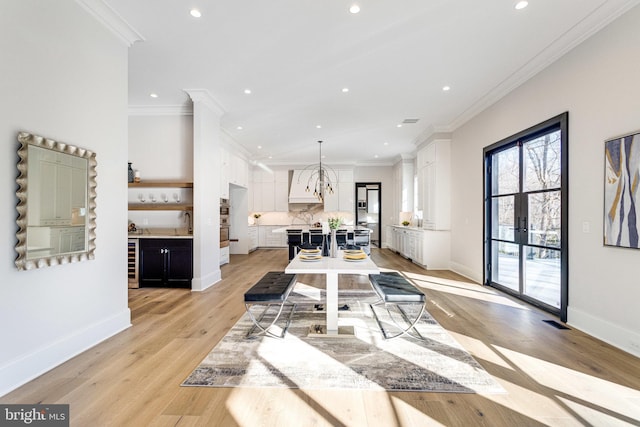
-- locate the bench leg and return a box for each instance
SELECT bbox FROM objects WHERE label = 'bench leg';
[369,299,426,340]
[245,302,297,339]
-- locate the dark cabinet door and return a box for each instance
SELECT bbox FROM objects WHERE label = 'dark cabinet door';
[139,239,192,288]
[165,240,193,287]
[139,240,167,287]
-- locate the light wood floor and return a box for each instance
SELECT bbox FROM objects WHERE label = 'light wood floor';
[3,249,640,426]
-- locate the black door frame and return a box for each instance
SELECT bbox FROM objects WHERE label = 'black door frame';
[355,182,382,247]
[483,112,569,321]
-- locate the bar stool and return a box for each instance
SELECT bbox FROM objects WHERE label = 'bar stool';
[286,229,304,261]
[353,229,371,255]
[335,229,348,249]
[308,228,326,254]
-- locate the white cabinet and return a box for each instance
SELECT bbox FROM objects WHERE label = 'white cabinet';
[33,149,87,226]
[248,225,258,252]
[389,225,450,270]
[221,148,249,199]
[274,170,289,212]
[417,140,450,230]
[324,169,354,213]
[257,225,286,247]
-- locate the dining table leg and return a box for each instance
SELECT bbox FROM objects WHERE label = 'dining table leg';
[326,272,338,334]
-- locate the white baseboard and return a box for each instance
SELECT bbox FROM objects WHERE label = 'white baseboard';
[191,270,221,292]
[449,261,482,284]
[568,306,640,358]
[0,308,131,398]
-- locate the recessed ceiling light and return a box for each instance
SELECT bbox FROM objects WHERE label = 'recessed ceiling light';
[383,142,389,146]
[257,145,262,149]
[316,125,322,129]
[515,1,528,10]
[149,93,158,98]
[397,124,402,128]
[236,126,243,130]
[442,85,451,91]
[374,154,379,158]
[342,87,349,93]
[190,9,202,18]
[349,4,360,14]
[244,89,251,94]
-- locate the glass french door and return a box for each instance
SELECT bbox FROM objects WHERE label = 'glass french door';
[484,114,568,321]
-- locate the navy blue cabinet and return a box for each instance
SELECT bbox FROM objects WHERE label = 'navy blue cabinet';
[139,239,193,288]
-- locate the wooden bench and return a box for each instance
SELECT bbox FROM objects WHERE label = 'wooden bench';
[368,272,426,340]
[244,271,297,339]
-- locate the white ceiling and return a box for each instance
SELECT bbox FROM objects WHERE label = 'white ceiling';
[102,0,637,166]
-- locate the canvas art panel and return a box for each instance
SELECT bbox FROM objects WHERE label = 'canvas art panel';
[604,131,640,249]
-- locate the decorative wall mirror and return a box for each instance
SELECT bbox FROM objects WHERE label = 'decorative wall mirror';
[15,132,97,270]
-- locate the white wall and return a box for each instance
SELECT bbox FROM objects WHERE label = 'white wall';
[0,1,131,395]
[128,115,193,228]
[450,5,640,355]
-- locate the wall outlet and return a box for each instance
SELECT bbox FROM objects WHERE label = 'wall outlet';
[582,221,590,233]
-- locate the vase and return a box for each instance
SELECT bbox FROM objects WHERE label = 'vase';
[330,229,338,258]
[127,162,134,183]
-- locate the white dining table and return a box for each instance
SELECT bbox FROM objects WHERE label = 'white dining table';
[285,250,380,335]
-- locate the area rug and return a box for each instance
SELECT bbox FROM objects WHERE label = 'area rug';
[182,289,505,393]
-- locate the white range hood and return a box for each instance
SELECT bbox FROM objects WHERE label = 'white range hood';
[289,169,322,204]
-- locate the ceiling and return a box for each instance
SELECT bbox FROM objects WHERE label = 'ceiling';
[102,0,636,166]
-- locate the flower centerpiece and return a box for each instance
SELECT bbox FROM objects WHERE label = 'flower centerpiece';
[402,220,410,227]
[327,217,342,258]
[328,216,343,230]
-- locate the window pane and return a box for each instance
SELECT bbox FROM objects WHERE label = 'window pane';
[491,241,519,291]
[491,196,515,241]
[528,191,561,248]
[524,247,560,308]
[523,130,561,192]
[492,146,519,195]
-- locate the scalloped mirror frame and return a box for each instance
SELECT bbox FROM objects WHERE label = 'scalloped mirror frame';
[15,131,97,270]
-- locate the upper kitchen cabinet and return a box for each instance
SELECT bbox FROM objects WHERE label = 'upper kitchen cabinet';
[274,170,289,212]
[417,140,450,230]
[323,170,354,213]
[220,146,249,199]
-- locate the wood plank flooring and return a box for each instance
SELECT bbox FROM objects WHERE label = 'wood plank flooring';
[3,249,640,426]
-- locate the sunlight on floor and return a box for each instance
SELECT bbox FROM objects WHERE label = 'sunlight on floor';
[491,345,640,424]
[291,282,322,301]
[390,396,448,426]
[448,331,515,371]
[402,271,531,311]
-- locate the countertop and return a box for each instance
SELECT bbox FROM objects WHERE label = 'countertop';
[128,228,193,239]
[272,225,372,233]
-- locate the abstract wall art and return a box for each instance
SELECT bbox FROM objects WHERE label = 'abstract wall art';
[604,131,640,249]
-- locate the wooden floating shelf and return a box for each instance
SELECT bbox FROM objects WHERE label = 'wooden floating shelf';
[128,204,192,211]
[128,181,193,188]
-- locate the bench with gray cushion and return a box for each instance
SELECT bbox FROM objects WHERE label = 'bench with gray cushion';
[368,272,426,340]
[244,271,297,339]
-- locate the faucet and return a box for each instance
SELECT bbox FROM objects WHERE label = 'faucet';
[184,211,192,234]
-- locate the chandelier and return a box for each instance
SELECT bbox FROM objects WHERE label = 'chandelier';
[299,140,336,202]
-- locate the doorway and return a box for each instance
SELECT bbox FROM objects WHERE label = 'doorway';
[483,113,568,321]
[355,182,381,247]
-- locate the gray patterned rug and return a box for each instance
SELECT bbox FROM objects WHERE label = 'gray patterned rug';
[182,289,505,393]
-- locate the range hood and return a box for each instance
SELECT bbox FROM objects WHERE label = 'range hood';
[289,169,322,204]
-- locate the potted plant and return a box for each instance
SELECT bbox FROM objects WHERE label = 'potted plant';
[402,220,410,227]
[253,213,261,225]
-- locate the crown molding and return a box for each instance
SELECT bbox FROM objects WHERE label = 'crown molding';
[128,105,193,116]
[75,0,144,47]
[448,0,640,131]
[184,89,225,117]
